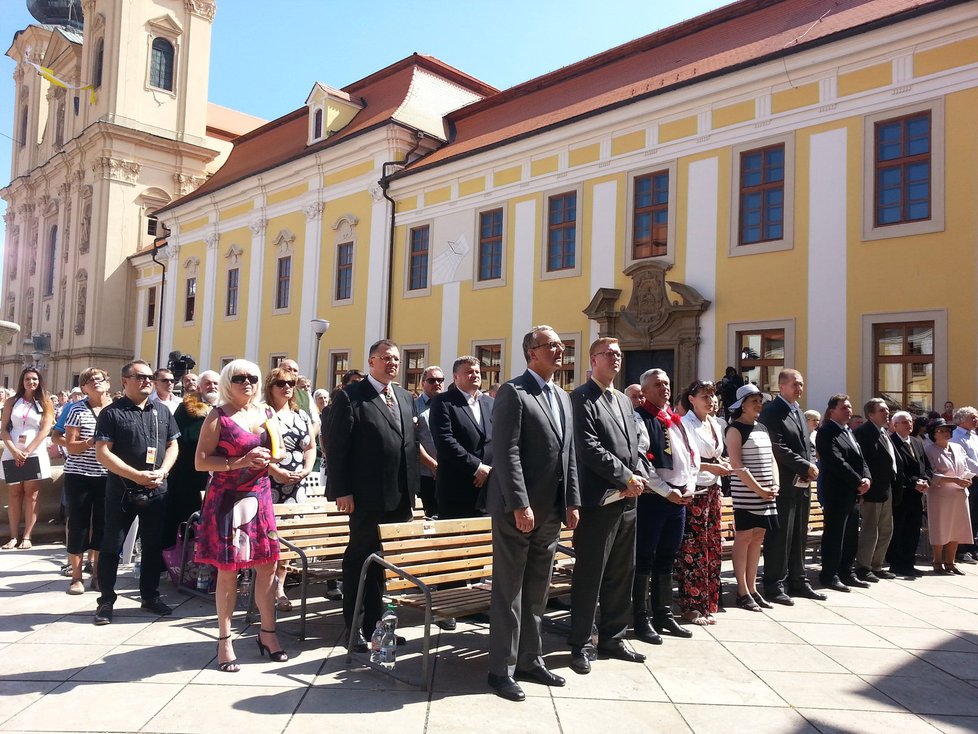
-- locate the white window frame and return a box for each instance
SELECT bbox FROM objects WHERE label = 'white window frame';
[403,220,433,298]
[472,205,508,289]
[625,160,678,267]
[540,184,583,281]
[728,133,796,257]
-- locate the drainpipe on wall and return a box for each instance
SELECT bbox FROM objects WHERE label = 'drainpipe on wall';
[150,239,167,368]
[379,131,424,339]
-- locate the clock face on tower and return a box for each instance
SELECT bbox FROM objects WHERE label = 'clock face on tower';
[27,0,84,30]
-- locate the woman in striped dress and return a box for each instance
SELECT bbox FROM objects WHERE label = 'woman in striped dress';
[725,384,780,612]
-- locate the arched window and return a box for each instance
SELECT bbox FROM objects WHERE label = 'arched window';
[92,38,104,88]
[313,108,323,139]
[44,225,58,296]
[149,37,174,91]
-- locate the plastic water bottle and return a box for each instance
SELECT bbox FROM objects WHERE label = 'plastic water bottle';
[369,621,386,665]
[197,564,213,591]
[237,570,252,610]
[379,604,398,669]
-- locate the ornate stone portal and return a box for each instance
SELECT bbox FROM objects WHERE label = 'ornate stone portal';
[583,260,710,391]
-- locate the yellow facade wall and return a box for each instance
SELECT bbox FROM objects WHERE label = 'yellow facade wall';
[915,36,978,77]
[494,166,522,187]
[324,160,374,187]
[395,196,417,213]
[259,211,306,363]
[530,155,559,177]
[838,63,892,97]
[171,239,205,358]
[659,116,697,143]
[424,186,451,206]
[712,100,755,129]
[209,226,251,364]
[771,83,819,113]
[611,130,646,157]
[218,200,254,221]
[568,144,600,167]
[388,224,442,356]
[266,183,308,206]
[459,176,486,197]
[181,216,209,233]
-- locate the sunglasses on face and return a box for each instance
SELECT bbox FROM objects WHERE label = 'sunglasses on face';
[230,374,259,385]
[156,378,175,384]
[425,377,445,384]
[272,379,296,389]
[127,373,154,382]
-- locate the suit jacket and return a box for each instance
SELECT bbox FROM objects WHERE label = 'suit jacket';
[571,380,641,508]
[815,420,870,504]
[323,378,420,513]
[759,397,814,489]
[486,371,580,518]
[891,432,932,507]
[429,384,494,515]
[854,421,897,502]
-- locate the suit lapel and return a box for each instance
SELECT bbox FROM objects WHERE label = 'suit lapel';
[369,383,402,434]
[527,374,564,445]
[594,385,628,442]
[456,387,485,438]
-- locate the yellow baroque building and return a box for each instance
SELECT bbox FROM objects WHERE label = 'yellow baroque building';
[141,0,976,414]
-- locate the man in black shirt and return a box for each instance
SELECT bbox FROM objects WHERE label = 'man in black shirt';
[93,360,180,625]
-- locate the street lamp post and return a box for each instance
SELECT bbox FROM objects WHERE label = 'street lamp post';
[310,318,330,391]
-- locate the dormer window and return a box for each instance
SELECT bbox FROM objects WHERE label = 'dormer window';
[305,82,363,146]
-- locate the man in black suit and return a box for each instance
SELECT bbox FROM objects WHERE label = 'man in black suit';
[887,410,932,576]
[325,339,419,649]
[429,355,494,520]
[567,337,647,675]
[815,394,872,592]
[854,398,897,582]
[760,369,825,604]
[486,325,580,702]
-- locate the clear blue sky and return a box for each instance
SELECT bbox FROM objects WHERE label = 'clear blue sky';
[0,0,732,256]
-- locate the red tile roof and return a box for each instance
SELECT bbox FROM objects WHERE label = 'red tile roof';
[157,54,497,214]
[400,0,954,174]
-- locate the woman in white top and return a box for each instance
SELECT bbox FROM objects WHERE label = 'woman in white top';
[0,368,55,550]
[679,380,731,625]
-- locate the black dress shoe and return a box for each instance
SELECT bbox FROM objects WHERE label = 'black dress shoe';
[346,629,368,653]
[597,641,646,663]
[765,590,795,606]
[841,576,871,589]
[140,596,173,615]
[93,602,113,625]
[855,569,879,583]
[436,618,457,631]
[514,666,566,687]
[820,578,851,593]
[875,570,896,580]
[789,585,827,601]
[569,648,592,674]
[488,673,526,701]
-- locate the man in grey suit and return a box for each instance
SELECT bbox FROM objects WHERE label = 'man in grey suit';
[487,325,580,702]
[567,337,647,674]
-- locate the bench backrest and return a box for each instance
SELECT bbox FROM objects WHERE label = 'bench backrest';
[273,503,349,563]
[378,517,494,592]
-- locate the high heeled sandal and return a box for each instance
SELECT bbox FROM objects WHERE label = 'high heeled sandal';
[19,538,32,550]
[1,539,18,550]
[947,565,966,576]
[257,628,288,662]
[735,594,761,612]
[216,634,240,673]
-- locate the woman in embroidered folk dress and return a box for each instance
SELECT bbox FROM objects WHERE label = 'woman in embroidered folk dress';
[678,381,731,625]
[725,384,780,612]
[195,360,286,672]
[924,419,974,575]
[1,368,55,550]
[263,368,316,611]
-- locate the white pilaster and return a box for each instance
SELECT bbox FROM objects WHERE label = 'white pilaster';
[685,157,719,379]
[510,198,537,379]
[134,287,146,360]
[159,243,180,367]
[298,201,325,371]
[807,128,848,410]
[244,217,266,362]
[589,180,617,344]
[364,191,390,357]
[440,280,460,368]
[198,232,219,369]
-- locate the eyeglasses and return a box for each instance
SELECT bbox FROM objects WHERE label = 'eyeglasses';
[85,376,106,385]
[156,378,175,384]
[272,379,296,389]
[374,355,400,363]
[594,350,622,360]
[230,374,259,385]
[531,341,564,351]
[126,373,154,381]
[425,377,445,384]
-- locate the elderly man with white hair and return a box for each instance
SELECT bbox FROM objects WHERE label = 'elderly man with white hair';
[886,410,932,577]
[951,406,978,564]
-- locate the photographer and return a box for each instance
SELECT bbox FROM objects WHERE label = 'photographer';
[92,360,179,625]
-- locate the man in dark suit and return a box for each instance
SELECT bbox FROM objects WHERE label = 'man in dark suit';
[429,355,494,520]
[487,325,580,702]
[760,369,825,604]
[816,394,872,592]
[567,337,646,675]
[324,339,419,649]
[854,398,897,582]
[887,410,932,576]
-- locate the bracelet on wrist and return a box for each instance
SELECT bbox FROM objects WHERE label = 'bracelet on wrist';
[225,458,231,472]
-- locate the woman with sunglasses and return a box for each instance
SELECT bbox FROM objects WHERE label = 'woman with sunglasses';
[1,367,55,550]
[678,380,731,625]
[263,367,316,610]
[195,360,286,672]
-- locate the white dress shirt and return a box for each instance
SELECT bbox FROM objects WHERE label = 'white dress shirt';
[681,411,724,487]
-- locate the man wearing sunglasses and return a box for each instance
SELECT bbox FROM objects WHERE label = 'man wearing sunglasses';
[150,369,180,414]
[93,360,180,625]
[414,366,445,517]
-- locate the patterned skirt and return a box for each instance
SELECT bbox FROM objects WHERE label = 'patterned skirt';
[195,474,280,571]
[675,484,722,616]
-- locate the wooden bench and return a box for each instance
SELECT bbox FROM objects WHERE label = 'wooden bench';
[346,516,575,691]
[717,493,825,561]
